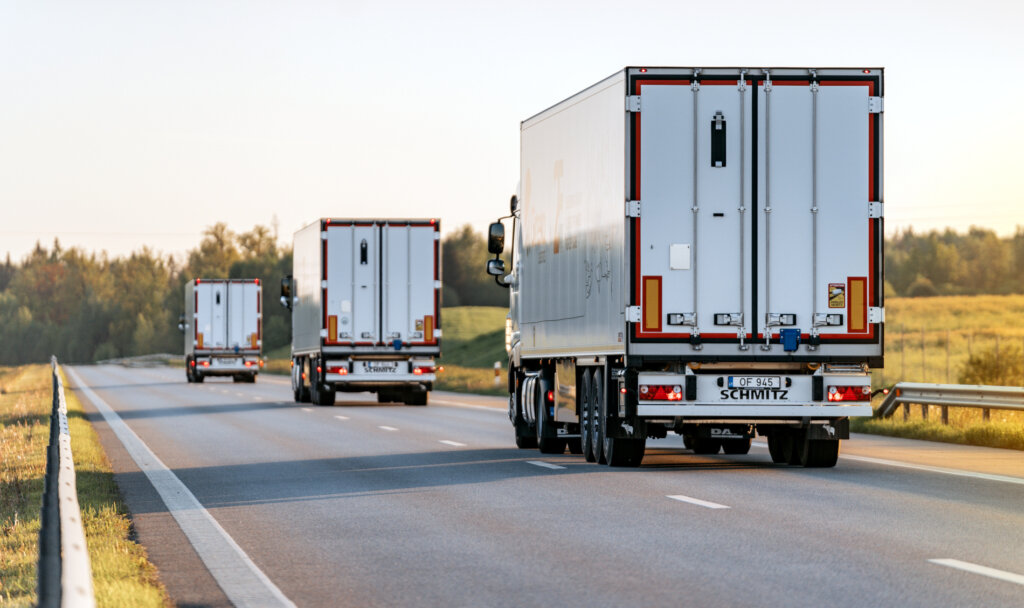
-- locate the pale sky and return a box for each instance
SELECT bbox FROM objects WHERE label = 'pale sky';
[2,0,1022,261]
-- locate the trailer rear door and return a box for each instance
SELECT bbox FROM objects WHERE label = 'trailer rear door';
[631,71,881,357]
[382,223,440,346]
[226,281,261,350]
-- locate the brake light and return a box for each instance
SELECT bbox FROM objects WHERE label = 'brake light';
[245,361,253,367]
[827,385,871,402]
[190,360,195,367]
[328,366,348,375]
[546,390,554,403]
[639,384,683,401]
[412,365,435,375]
[413,368,423,375]
[202,361,210,367]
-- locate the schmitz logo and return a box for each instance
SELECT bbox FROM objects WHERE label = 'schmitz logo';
[720,388,789,400]
[366,365,397,373]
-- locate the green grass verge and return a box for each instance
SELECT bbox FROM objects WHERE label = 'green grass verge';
[0,364,169,607]
[434,364,508,397]
[852,416,1024,451]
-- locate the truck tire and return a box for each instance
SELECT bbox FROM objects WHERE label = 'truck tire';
[767,433,789,464]
[605,436,646,467]
[293,358,311,403]
[185,358,193,383]
[377,391,394,403]
[802,439,840,468]
[787,429,807,465]
[566,438,583,455]
[511,376,537,449]
[536,379,566,454]
[515,434,538,449]
[689,437,722,455]
[405,390,428,406]
[591,369,606,464]
[194,373,205,383]
[721,438,752,455]
[580,370,596,463]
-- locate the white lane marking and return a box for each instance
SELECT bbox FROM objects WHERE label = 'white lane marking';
[301,408,313,413]
[253,396,264,401]
[751,441,1024,486]
[439,440,466,447]
[429,398,505,413]
[66,367,295,608]
[235,392,246,397]
[928,559,1024,586]
[334,415,350,421]
[379,426,399,432]
[667,494,731,509]
[527,461,565,470]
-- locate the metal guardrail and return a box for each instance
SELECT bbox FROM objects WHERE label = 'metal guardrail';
[37,357,96,608]
[877,382,1024,424]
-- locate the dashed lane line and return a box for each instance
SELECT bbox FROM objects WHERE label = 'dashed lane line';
[379,426,399,432]
[667,494,731,509]
[301,408,313,413]
[66,367,295,608]
[527,461,565,470]
[439,440,466,447]
[928,559,1024,586]
[334,415,350,421]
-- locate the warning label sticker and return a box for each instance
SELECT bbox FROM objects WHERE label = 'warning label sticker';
[828,283,846,308]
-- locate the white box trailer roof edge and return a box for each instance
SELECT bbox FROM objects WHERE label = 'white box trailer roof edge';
[487,66,884,467]
[284,218,442,406]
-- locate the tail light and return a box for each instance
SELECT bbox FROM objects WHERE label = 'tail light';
[827,385,871,402]
[190,360,196,367]
[546,390,554,403]
[328,366,348,375]
[201,361,210,367]
[245,361,253,367]
[639,384,683,401]
[412,365,435,375]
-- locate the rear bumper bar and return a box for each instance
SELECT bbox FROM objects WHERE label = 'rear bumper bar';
[636,404,872,418]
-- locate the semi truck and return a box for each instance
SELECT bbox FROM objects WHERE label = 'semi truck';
[486,67,883,467]
[180,278,263,383]
[282,219,441,406]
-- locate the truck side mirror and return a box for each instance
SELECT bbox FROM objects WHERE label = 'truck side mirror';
[486,258,506,277]
[280,276,293,310]
[177,314,186,333]
[487,222,505,254]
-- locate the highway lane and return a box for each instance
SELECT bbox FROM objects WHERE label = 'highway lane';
[68,364,1024,607]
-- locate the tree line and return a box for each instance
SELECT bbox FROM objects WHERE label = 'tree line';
[0,222,508,365]
[1,224,1020,365]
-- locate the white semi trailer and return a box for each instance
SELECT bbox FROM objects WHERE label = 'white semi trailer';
[181,278,263,383]
[282,219,441,406]
[486,67,883,467]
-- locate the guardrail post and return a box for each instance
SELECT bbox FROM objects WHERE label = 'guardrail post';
[983,408,990,421]
[941,405,948,425]
[921,403,928,421]
[903,402,909,421]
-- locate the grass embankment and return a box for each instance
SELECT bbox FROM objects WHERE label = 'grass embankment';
[864,294,1024,450]
[0,364,169,607]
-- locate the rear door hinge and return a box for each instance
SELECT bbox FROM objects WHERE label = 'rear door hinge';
[625,306,642,323]
[869,201,883,218]
[625,200,641,218]
[626,95,641,113]
[868,307,884,323]
[868,96,884,113]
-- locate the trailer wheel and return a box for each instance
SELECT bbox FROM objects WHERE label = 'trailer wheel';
[511,375,537,449]
[377,391,394,403]
[580,370,596,463]
[689,437,722,455]
[566,438,582,455]
[405,390,428,406]
[721,438,752,455]
[536,380,566,455]
[185,357,193,383]
[787,429,807,465]
[802,439,840,468]
[194,373,204,383]
[605,436,646,467]
[590,369,606,464]
[515,434,538,449]
[767,433,788,464]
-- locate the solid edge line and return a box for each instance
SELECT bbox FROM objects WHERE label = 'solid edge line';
[750,442,1024,486]
[667,494,731,509]
[928,559,1024,586]
[527,460,566,470]
[65,367,296,608]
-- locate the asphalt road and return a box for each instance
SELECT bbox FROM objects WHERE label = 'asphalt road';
[67,364,1024,607]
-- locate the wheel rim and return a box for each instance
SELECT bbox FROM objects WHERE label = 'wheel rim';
[590,370,603,462]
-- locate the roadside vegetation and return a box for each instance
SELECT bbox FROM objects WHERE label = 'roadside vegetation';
[0,364,169,607]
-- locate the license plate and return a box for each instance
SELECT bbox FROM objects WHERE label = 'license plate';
[217,358,239,366]
[728,376,781,389]
[359,361,400,374]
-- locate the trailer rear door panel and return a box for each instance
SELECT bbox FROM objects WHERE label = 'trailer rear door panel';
[632,74,880,356]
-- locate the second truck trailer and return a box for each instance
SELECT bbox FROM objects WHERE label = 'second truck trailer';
[283,218,441,406]
[487,67,883,467]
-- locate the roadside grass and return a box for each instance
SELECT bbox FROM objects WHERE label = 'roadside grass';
[861,294,1024,450]
[435,365,507,397]
[0,364,169,607]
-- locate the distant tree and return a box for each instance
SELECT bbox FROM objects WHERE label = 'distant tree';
[441,224,508,307]
[905,275,938,298]
[186,223,240,279]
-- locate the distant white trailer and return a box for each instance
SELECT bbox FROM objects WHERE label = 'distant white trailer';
[181,279,262,383]
[282,219,441,406]
[486,67,884,467]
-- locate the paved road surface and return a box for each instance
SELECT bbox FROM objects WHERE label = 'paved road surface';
[67,364,1024,607]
